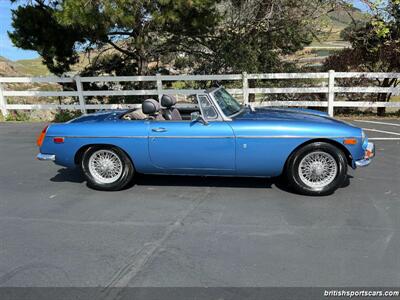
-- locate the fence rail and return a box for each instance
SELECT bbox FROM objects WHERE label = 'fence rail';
[0,70,399,117]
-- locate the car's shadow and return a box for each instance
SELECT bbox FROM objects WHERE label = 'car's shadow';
[136,174,277,189]
[50,168,353,194]
[50,168,85,183]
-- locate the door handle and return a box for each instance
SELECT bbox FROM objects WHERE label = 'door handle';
[152,127,167,132]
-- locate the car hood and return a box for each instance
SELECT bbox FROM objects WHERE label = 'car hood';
[233,106,342,124]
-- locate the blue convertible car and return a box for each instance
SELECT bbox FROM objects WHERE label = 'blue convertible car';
[37,87,375,195]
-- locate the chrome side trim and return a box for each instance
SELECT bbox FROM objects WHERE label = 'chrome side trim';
[149,136,233,139]
[37,153,56,161]
[46,135,147,139]
[47,135,354,139]
[236,136,352,139]
[151,135,351,139]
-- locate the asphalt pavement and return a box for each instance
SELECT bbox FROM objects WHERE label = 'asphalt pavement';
[0,120,399,287]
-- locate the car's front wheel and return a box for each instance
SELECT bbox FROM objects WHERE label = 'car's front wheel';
[81,146,134,191]
[286,142,347,196]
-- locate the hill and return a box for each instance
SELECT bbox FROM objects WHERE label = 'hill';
[15,58,51,76]
[328,5,367,30]
[291,5,369,67]
[0,56,22,76]
[0,55,51,76]
[312,5,368,45]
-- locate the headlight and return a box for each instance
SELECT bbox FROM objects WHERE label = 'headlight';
[361,130,366,142]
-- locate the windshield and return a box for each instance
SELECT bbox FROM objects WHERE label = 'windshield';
[212,88,242,117]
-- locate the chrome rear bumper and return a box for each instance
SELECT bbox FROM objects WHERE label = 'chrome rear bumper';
[355,142,375,168]
[37,153,56,161]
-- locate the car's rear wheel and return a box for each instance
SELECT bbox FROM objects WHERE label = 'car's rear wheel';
[286,142,347,196]
[81,146,134,191]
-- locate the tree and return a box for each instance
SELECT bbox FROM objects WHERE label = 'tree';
[8,2,86,74]
[171,0,343,74]
[171,0,343,102]
[10,0,344,76]
[9,0,221,75]
[324,0,400,115]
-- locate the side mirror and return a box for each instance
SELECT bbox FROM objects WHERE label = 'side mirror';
[190,112,208,125]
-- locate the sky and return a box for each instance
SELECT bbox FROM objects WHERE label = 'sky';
[0,0,38,60]
[0,0,370,62]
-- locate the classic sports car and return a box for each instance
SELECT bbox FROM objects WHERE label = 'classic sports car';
[37,87,375,195]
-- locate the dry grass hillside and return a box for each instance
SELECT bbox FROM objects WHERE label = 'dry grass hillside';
[0,56,51,76]
[0,56,22,76]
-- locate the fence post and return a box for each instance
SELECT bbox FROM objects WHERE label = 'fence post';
[156,73,162,102]
[328,70,335,117]
[74,76,86,114]
[242,72,249,104]
[0,83,7,118]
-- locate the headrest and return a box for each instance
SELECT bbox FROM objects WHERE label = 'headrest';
[161,95,177,108]
[142,99,161,115]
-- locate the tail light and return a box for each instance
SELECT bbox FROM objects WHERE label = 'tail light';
[53,137,64,143]
[36,125,49,147]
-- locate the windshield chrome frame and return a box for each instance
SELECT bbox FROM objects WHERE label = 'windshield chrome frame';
[196,94,223,121]
[207,86,244,121]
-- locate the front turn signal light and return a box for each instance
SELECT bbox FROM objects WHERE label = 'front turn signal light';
[343,138,357,145]
[36,125,49,147]
[365,149,374,159]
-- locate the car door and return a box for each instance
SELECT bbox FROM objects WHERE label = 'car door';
[148,95,235,174]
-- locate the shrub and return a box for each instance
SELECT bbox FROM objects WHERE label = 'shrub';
[53,110,82,123]
[5,111,30,121]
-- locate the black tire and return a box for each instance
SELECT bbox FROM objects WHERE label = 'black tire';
[81,146,134,191]
[286,142,347,196]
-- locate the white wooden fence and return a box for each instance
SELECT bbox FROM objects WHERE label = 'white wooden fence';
[0,70,399,117]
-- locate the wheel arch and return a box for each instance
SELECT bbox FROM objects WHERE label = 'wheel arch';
[74,144,135,168]
[284,138,353,171]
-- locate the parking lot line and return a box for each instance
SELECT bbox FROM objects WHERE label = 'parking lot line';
[368,137,400,140]
[362,128,400,136]
[355,120,400,127]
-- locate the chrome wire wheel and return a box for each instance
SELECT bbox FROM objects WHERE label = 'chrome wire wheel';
[88,149,123,184]
[298,151,338,190]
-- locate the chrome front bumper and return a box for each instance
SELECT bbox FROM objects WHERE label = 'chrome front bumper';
[355,158,372,167]
[37,153,56,161]
[355,142,375,168]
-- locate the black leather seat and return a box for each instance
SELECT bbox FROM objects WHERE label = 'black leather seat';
[142,99,165,120]
[161,95,182,120]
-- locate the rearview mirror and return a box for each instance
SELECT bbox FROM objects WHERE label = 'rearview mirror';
[190,112,208,125]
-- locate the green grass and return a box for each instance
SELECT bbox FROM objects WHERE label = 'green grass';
[5,111,30,121]
[14,58,51,76]
[390,96,400,102]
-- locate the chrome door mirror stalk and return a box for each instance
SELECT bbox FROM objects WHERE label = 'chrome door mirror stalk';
[190,112,209,125]
[247,103,256,113]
